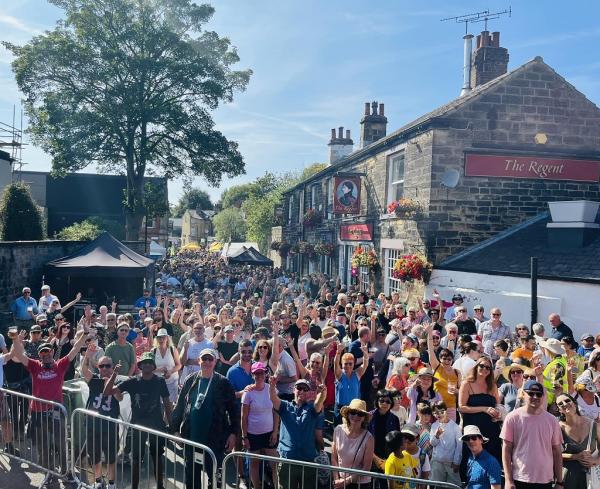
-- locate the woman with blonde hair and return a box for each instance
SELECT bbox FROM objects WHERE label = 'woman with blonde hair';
[332,399,374,489]
[152,328,181,402]
[252,335,279,375]
[458,357,501,468]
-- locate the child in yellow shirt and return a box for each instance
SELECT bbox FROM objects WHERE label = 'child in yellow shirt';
[384,431,419,489]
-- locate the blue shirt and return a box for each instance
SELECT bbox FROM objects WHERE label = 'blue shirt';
[11,296,38,320]
[276,400,320,461]
[134,296,157,309]
[335,371,360,407]
[577,346,595,360]
[467,449,502,489]
[226,362,253,407]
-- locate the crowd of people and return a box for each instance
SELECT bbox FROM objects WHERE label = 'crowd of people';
[2,247,600,489]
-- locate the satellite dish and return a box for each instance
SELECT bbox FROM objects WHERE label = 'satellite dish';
[441,169,460,188]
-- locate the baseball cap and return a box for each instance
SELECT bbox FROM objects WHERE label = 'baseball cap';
[199,348,216,359]
[400,424,420,438]
[36,314,48,322]
[581,333,594,341]
[41,284,50,291]
[38,342,53,354]
[30,325,42,333]
[452,294,463,301]
[251,362,268,374]
[523,380,544,393]
[223,326,234,333]
[137,351,156,368]
[294,379,310,388]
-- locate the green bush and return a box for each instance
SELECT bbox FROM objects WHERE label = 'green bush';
[0,183,45,240]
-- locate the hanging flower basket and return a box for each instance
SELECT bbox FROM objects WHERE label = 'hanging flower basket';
[351,247,380,270]
[278,241,292,257]
[298,241,315,258]
[392,254,433,283]
[288,243,299,256]
[270,241,281,251]
[303,208,321,227]
[387,198,422,219]
[314,243,335,256]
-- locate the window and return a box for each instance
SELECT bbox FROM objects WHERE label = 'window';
[298,190,304,224]
[326,178,333,219]
[310,185,317,210]
[288,195,294,224]
[384,248,404,295]
[387,152,405,206]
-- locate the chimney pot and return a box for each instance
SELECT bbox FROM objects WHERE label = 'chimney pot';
[379,103,385,116]
[371,101,378,116]
[492,31,500,47]
[331,128,336,139]
[481,30,490,46]
[338,127,344,139]
[364,102,370,116]
[345,129,350,139]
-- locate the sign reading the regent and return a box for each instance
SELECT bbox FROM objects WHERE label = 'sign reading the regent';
[465,153,600,182]
[340,223,373,241]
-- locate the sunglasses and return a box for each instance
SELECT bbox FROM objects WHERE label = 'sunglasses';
[200,356,215,362]
[448,330,457,335]
[98,364,112,369]
[348,410,366,417]
[557,399,573,408]
[511,370,524,375]
[464,435,481,442]
[492,313,501,317]
[241,350,253,354]
[525,391,543,398]
[478,364,492,371]
[523,375,536,380]
[516,327,528,331]
[440,356,452,360]
[31,331,42,335]
[378,398,392,404]
[295,385,309,392]
[258,345,269,350]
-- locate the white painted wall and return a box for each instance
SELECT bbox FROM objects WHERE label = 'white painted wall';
[427,269,600,340]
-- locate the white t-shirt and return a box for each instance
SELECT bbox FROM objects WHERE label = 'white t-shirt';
[408,448,431,478]
[275,350,296,395]
[453,356,476,378]
[576,393,600,421]
[241,385,273,434]
[0,356,4,388]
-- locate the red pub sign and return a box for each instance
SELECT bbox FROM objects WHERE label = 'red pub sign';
[465,153,600,182]
[340,223,373,241]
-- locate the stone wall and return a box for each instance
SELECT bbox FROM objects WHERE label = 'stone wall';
[0,240,147,311]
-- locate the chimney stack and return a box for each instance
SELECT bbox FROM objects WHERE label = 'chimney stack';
[360,101,388,149]
[328,126,354,164]
[471,30,509,88]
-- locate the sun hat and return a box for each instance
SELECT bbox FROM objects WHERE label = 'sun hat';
[156,328,169,337]
[461,425,488,443]
[400,423,420,438]
[575,373,598,393]
[540,338,565,355]
[340,399,371,420]
[502,363,526,382]
[251,362,268,374]
[137,351,156,368]
[416,367,438,381]
[321,326,338,340]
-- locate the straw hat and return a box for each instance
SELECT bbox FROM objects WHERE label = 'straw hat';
[340,399,372,421]
[321,326,338,340]
[502,363,526,382]
[540,338,565,356]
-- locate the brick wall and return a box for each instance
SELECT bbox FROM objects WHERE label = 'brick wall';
[0,240,147,311]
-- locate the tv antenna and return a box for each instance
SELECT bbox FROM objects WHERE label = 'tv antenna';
[441,7,512,35]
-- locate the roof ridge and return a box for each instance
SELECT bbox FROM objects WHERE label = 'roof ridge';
[439,211,550,266]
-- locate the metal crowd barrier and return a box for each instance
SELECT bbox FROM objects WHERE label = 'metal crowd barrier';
[71,408,218,489]
[222,451,463,489]
[0,387,70,484]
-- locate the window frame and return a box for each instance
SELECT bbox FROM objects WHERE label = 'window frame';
[386,151,405,207]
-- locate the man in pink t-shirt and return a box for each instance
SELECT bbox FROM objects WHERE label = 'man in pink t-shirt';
[500,380,563,489]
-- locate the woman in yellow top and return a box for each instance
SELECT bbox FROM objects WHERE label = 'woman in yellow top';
[384,430,419,489]
[426,324,461,422]
[561,337,586,382]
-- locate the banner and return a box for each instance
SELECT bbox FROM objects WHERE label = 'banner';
[333,176,361,214]
[465,153,600,182]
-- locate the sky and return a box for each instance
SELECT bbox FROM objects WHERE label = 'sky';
[2,1,600,206]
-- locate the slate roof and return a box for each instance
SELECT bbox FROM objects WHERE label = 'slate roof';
[438,212,600,283]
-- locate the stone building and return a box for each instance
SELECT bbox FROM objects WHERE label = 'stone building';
[181,208,215,245]
[278,30,600,294]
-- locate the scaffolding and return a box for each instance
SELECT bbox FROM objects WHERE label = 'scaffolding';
[0,106,26,181]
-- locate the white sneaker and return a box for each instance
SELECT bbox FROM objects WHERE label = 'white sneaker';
[107,483,116,489]
[94,482,103,489]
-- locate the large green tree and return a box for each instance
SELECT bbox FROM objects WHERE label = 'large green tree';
[172,187,212,217]
[212,207,246,242]
[4,0,251,239]
[0,183,45,240]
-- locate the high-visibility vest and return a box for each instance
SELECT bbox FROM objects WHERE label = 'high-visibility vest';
[543,356,567,405]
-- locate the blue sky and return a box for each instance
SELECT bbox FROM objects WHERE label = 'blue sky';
[2,1,600,205]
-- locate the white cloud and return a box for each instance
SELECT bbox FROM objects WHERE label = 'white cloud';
[0,13,41,35]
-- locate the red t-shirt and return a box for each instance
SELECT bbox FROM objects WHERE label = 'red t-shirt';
[26,356,70,412]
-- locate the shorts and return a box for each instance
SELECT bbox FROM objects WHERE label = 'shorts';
[247,432,277,451]
[0,393,10,422]
[87,422,118,465]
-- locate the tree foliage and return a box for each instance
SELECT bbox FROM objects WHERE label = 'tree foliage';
[0,183,45,240]
[212,207,246,242]
[172,187,212,217]
[56,216,125,240]
[3,0,251,239]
